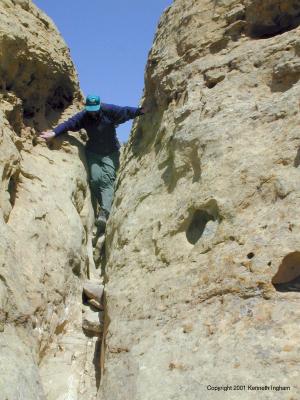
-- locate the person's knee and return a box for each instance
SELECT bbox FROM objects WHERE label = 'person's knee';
[89,178,101,193]
[99,172,115,188]
[90,168,104,183]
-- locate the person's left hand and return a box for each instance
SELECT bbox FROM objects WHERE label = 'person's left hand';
[39,130,56,141]
[139,106,149,114]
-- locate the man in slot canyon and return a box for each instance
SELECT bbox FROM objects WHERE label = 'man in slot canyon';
[40,94,145,231]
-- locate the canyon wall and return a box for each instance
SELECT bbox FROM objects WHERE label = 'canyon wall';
[2,0,300,399]
[0,1,100,399]
[101,0,300,399]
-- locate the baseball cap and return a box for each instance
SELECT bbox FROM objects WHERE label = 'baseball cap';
[85,95,101,111]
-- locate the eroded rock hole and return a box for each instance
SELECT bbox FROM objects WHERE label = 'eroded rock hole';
[186,200,220,245]
[204,71,225,89]
[247,252,255,259]
[246,1,300,38]
[45,85,73,114]
[249,15,300,38]
[206,81,218,89]
[272,251,300,292]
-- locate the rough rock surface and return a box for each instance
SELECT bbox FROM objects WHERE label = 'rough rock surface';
[101,0,300,399]
[82,307,104,335]
[0,1,99,399]
[83,281,104,303]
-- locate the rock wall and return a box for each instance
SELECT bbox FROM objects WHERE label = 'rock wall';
[2,0,300,399]
[0,1,100,399]
[101,0,300,399]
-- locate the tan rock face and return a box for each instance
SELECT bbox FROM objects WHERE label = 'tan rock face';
[0,1,99,399]
[101,0,300,398]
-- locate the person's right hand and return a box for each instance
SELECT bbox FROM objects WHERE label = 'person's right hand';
[39,131,56,141]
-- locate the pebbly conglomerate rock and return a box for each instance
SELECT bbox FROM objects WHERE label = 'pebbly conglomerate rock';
[0,1,99,399]
[101,1,300,399]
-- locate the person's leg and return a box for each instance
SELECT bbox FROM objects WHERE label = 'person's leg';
[85,150,104,207]
[98,151,120,215]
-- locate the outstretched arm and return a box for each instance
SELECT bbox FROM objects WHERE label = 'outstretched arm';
[103,104,145,125]
[40,111,85,141]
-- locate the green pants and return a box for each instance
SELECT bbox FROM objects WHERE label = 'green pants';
[85,149,120,214]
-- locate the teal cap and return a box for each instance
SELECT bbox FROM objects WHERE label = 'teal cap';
[85,94,101,111]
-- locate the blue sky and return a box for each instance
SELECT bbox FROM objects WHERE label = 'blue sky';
[32,0,173,142]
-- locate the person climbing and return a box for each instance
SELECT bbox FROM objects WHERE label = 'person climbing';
[40,94,145,231]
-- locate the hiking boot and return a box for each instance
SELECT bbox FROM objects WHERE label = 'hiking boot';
[95,208,109,231]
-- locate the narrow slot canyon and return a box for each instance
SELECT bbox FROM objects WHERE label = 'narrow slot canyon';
[1,0,300,399]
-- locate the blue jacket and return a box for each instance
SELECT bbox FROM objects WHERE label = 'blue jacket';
[53,103,143,155]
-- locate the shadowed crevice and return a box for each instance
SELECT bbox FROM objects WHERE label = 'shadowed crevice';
[246,0,300,39]
[272,251,300,292]
[8,174,18,208]
[221,1,300,42]
[249,14,300,38]
[93,338,102,389]
[294,148,300,167]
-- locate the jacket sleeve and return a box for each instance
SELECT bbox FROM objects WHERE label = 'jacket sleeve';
[53,111,85,136]
[104,104,144,124]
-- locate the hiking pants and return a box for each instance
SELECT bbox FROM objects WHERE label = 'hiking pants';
[85,149,120,214]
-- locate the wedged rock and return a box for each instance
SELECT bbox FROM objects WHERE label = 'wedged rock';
[82,307,104,336]
[88,298,104,310]
[83,281,104,303]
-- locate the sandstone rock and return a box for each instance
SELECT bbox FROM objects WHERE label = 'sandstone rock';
[0,1,97,399]
[3,0,300,398]
[100,0,300,399]
[88,298,104,311]
[93,232,105,266]
[82,307,104,336]
[83,281,104,303]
